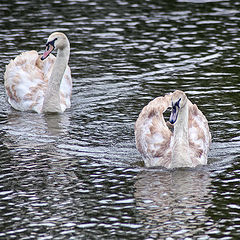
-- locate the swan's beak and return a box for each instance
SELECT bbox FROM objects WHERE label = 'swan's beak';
[169,106,179,124]
[41,44,54,60]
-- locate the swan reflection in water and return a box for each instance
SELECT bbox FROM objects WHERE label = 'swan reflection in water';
[1,111,77,183]
[134,168,212,237]
[5,110,71,137]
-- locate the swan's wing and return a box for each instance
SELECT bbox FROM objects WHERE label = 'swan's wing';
[188,101,211,165]
[4,50,46,113]
[135,93,173,167]
[42,54,72,112]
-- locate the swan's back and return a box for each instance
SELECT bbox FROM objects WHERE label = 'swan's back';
[135,92,211,168]
[4,50,72,113]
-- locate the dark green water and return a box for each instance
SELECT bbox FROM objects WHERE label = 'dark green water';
[0,0,240,239]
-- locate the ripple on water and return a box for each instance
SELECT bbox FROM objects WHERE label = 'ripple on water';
[0,0,240,239]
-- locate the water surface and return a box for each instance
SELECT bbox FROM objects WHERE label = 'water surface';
[0,0,240,239]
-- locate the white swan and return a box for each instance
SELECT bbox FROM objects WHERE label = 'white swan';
[4,32,72,113]
[135,90,211,168]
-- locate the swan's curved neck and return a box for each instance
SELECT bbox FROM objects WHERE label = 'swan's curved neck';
[171,102,192,168]
[42,45,70,113]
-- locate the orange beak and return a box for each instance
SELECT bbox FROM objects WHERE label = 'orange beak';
[41,44,54,60]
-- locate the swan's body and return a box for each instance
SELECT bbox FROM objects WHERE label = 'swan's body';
[4,32,72,113]
[135,90,211,168]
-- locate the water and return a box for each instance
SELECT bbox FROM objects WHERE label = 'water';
[0,0,240,239]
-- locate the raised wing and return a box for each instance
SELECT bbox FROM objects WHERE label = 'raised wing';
[4,51,46,113]
[188,101,211,165]
[135,93,173,167]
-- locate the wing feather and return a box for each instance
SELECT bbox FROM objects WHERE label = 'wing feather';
[135,93,173,167]
[4,51,45,113]
[188,101,211,165]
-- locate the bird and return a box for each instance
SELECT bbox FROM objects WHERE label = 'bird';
[4,32,72,113]
[135,90,211,168]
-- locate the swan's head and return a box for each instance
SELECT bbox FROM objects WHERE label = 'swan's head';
[169,90,187,124]
[41,32,69,60]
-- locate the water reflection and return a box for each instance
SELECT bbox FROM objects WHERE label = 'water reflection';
[0,0,240,239]
[6,111,70,136]
[135,168,212,238]
[0,110,74,172]
[205,156,240,237]
[3,110,70,145]
[1,110,77,180]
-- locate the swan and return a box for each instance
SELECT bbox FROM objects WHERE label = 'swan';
[135,90,211,168]
[4,32,72,113]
